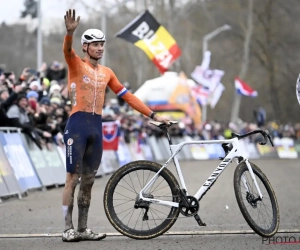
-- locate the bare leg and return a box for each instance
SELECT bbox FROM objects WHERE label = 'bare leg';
[77,173,95,232]
[62,173,80,230]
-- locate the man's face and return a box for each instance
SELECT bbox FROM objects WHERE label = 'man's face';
[18,98,28,109]
[84,42,105,60]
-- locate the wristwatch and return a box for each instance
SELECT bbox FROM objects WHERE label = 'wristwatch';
[150,112,156,119]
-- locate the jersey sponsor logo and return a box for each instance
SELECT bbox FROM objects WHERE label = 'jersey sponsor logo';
[67,138,74,145]
[66,138,73,164]
[83,75,91,84]
[70,82,77,106]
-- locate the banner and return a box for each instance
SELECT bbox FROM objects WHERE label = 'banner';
[0,132,41,192]
[116,140,132,167]
[273,138,297,159]
[256,142,278,158]
[115,10,181,73]
[0,141,22,196]
[103,121,120,151]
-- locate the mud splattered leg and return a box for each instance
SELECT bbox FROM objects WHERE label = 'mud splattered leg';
[77,173,96,232]
[62,173,80,230]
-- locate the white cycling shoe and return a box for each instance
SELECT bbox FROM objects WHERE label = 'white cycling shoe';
[62,229,80,242]
[78,228,107,241]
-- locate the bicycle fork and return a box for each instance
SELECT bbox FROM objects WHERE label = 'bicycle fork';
[242,160,263,203]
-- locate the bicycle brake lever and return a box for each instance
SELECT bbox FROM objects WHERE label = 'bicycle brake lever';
[258,132,268,145]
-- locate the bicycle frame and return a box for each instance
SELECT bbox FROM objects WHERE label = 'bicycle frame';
[139,137,263,208]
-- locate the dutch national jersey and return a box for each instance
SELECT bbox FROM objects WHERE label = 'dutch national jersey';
[63,35,152,117]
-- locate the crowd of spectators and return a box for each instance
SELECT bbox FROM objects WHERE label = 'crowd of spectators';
[1,62,299,151]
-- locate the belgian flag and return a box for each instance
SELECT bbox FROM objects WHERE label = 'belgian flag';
[115,10,181,74]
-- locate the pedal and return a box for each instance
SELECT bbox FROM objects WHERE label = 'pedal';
[194,214,206,226]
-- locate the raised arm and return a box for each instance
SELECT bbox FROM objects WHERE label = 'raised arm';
[63,9,80,67]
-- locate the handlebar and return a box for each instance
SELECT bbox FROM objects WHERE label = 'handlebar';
[231,129,274,147]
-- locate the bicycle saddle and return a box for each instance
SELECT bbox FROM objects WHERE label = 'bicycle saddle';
[149,121,178,128]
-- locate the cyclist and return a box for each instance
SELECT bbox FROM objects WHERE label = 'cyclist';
[62,9,170,242]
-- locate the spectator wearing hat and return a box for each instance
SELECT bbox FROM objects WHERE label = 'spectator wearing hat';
[6,94,51,149]
[27,90,39,113]
[38,77,51,100]
[49,83,62,99]
[46,61,66,82]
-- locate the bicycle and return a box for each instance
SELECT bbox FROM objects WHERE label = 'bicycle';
[104,121,279,240]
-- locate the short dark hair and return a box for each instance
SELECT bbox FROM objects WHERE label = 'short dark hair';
[82,43,87,53]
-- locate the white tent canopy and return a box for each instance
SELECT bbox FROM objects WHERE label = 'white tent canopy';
[134,71,196,105]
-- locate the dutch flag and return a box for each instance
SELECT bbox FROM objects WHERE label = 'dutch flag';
[116,87,128,98]
[235,77,257,97]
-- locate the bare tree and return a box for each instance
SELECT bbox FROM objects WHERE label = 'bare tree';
[230,0,254,123]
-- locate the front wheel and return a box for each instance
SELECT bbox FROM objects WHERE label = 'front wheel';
[234,161,279,237]
[104,160,180,240]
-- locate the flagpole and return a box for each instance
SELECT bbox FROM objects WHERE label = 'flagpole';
[230,92,241,123]
[202,24,231,123]
[37,0,42,70]
[230,0,253,124]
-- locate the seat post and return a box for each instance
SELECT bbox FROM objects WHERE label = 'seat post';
[163,127,173,145]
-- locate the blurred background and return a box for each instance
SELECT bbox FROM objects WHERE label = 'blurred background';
[0,0,299,144]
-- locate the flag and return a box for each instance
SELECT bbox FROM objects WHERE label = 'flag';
[235,77,257,97]
[209,83,225,109]
[115,10,181,73]
[102,121,120,151]
[191,51,224,92]
[191,85,210,106]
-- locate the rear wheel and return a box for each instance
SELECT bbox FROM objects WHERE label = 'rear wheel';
[104,160,180,239]
[234,161,279,237]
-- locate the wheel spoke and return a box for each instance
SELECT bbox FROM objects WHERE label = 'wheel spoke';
[235,164,278,236]
[105,165,179,239]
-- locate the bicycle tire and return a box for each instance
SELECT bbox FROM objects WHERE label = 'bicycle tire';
[233,161,279,237]
[103,160,180,240]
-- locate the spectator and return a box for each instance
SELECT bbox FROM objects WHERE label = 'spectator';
[26,90,39,113]
[46,61,66,82]
[0,85,24,127]
[6,94,51,149]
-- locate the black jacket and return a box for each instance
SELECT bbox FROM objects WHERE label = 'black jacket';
[0,91,18,127]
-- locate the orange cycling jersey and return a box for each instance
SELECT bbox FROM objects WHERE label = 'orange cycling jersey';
[63,35,152,117]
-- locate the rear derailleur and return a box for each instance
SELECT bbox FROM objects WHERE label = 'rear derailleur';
[134,193,154,221]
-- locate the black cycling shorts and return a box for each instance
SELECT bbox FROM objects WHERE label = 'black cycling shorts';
[63,111,103,175]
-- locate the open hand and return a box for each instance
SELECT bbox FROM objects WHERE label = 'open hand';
[64,9,80,35]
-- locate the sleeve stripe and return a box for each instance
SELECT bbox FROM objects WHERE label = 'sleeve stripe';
[117,87,128,97]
